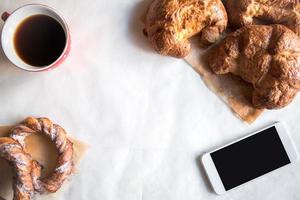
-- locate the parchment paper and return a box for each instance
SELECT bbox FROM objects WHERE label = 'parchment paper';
[184,37,264,123]
[0,125,88,200]
[141,5,263,123]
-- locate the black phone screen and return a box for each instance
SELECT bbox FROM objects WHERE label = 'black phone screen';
[211,126,291,191]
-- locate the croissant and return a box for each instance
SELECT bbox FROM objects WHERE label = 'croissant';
[208,24,300,109]
[143,0,228,58]
[226,0,300,36]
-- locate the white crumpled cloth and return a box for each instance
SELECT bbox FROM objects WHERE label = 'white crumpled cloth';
[0,0,300,199]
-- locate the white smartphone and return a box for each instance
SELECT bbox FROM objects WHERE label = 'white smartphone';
[202,122,299,195]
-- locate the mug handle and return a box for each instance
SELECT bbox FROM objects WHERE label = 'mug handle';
[1,12,10,21]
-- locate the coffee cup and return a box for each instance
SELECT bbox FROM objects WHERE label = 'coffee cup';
[1,4,70,72]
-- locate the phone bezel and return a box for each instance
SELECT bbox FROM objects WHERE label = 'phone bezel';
[201,122,299,195]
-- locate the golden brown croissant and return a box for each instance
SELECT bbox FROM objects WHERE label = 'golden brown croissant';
[226,0,300,36]
[9,117,74,194]
[208,24,300,109]
[143,0,228,58]
[0,137,35,200]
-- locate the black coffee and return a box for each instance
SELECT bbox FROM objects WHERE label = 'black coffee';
[14,14,66,67]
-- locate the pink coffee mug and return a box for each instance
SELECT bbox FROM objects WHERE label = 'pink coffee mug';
[1,4,71,72]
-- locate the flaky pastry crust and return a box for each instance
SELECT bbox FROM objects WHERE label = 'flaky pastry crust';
[227,0,300,36]
[143,0,228,58]
[9,117,74,194]
[0,137,34,200]
[208,24,300,109]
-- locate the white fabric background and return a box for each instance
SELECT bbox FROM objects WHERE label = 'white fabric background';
[0,0,300,199]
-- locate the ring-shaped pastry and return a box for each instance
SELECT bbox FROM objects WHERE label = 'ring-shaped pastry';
[9,117,74,194]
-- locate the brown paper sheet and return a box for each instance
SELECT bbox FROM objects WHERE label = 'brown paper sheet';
[0,125,88,200]
[139,0,263,123]
[184,37,264,123]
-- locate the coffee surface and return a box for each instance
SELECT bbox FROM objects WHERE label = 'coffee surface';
[14,14,66,67]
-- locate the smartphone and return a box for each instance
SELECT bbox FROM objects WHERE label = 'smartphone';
[202,122,299,195]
